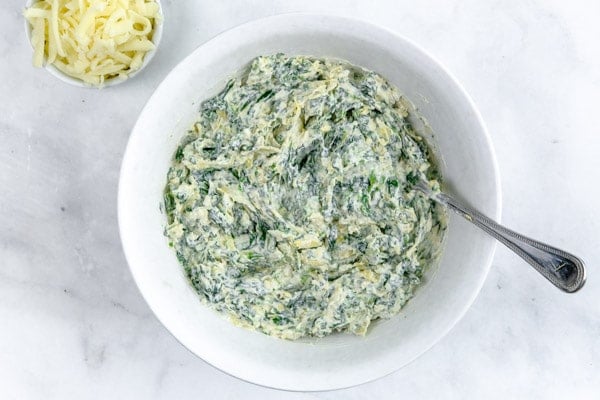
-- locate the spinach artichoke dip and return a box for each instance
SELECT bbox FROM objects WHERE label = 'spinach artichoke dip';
[164,54,447,340]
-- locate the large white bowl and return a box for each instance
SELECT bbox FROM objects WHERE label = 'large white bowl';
[119,14,501,391]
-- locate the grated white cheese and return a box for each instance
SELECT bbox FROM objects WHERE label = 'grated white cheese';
[24,0,161,86]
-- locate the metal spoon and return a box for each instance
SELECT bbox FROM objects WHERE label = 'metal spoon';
[415,180,586,293]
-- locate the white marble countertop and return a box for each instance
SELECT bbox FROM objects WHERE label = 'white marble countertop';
[2,0,599,398]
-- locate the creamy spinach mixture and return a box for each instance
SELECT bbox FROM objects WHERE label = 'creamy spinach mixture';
[164,54,447,339]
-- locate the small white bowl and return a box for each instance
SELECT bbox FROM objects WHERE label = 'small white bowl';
[119,14,501,391]
[24,0,163,88]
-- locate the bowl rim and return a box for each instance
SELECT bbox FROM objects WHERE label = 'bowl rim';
[118,12,502,391]
[23,0,163,88]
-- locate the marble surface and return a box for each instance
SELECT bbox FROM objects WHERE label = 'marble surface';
[1,0,599,398]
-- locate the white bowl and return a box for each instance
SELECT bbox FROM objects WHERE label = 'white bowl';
[119,14,501,391]
[24,0,163,88]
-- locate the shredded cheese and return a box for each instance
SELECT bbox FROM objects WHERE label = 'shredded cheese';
[24,0,161,86]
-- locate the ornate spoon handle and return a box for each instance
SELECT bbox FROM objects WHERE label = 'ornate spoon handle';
[417,182,586,293]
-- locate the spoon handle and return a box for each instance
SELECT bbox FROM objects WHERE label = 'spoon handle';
[432,190,586,293]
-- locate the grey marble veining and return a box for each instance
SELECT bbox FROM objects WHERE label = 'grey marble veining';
[1,0,599,398]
